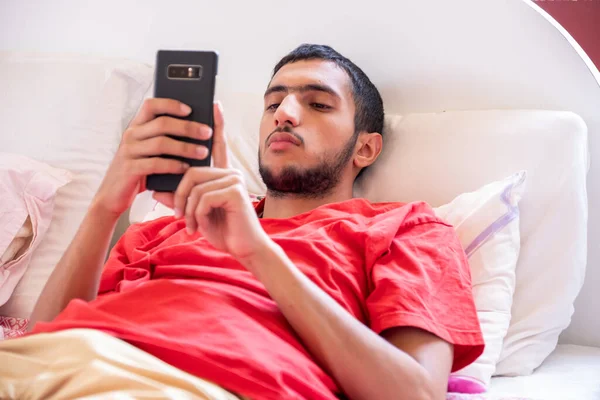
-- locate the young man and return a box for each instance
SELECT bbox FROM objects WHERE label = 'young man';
[0,44,484,400]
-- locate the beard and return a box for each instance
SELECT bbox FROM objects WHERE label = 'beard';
[258,128,358,199]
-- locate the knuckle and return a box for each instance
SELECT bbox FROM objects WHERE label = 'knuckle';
[184,120,196,135]
[122,127,136,141]
[229,173,242,185]
[189,185,202,199]
[141,99,155,115]
[186,198,196,214]
[179,141,191,153]
[183,167,197,177]
[148,138,162,154]
[231,170,246,186]
[141,99,152,112]
[174,185,186,200]
[234,183,246,196]
[174,182,189,201]
[155,116,170,131]
[202,191,216,203]
[194,204,203,219]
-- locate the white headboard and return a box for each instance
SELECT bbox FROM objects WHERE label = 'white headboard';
[2,0,599,347]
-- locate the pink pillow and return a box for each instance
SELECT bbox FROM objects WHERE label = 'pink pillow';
[0,153,71,307]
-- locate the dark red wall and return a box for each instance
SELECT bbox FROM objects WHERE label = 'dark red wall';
[534,0,600,69]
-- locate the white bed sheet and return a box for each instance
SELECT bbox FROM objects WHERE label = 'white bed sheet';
[489,345,600,400]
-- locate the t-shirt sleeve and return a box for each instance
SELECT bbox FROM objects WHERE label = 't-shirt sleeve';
[365,203,484,372]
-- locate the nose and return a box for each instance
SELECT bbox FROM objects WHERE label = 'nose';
[273,95,300,128]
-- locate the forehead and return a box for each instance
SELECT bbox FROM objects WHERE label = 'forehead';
[269,60,352,99]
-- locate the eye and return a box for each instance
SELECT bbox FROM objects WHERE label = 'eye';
[311,103,332,110]
[266,103,280,111]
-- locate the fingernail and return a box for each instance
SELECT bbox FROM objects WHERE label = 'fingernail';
[186,226,194,235]
[174,208,182,218]
[181,103,192,114]
[182,162,190,170]
[196,146,208,158]
[216,101,223,113]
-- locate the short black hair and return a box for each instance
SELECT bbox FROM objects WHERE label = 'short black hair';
[273,44,384,178]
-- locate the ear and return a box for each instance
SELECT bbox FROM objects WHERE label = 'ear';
[353,131,382,172]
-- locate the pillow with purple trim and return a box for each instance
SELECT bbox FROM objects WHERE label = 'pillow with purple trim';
[435,171,527,393]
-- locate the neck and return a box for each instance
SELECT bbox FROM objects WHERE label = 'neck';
[262,183,354,219]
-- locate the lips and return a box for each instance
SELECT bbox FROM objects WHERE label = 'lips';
[267,131,302,147]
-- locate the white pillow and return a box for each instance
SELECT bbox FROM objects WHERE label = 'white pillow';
[0,52,153,318]
[355,110,588,376]
[438,172,525,391]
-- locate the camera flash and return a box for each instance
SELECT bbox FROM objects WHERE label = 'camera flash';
[188,67,193,78]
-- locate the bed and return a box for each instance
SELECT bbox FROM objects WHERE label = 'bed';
[446,345,600,400]
[489,345,600,399]
[1,0,599,399]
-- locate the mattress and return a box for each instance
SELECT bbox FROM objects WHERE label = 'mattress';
[446,345,600,400]
[489,344,600,400]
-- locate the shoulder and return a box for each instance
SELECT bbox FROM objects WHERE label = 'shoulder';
[350,200,460,261]
[346,199,448,229]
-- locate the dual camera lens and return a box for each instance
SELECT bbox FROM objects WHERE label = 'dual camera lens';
[167,65,202,80]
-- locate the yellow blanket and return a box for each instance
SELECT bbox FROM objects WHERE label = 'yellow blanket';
[0,329,244,400]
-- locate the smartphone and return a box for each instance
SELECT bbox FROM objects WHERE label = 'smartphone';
[146,50,219,192]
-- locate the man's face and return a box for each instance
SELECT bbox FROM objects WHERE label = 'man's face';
[258,60,358,198]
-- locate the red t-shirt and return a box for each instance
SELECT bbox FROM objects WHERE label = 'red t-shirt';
[32,199,484,399]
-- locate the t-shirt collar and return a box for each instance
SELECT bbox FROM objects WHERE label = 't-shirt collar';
[254,197,266,219]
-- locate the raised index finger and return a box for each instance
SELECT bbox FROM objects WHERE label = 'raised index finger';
[130,98,192,126]
[212,101,230,169]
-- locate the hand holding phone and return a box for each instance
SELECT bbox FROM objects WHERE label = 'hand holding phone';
[90,97,206,218]
[146,50,219,192]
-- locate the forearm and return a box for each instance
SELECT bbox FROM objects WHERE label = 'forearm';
[28,203,120,330]
[240,242,436,400]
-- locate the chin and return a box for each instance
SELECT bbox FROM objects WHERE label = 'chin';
[259,149,310,176]
[260,158,303,176]
[263,151,298,164]
[261,161,291,175]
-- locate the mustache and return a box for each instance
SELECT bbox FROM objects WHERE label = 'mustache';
[266,125,304,146]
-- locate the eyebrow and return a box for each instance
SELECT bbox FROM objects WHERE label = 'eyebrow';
[263,83,341,99]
